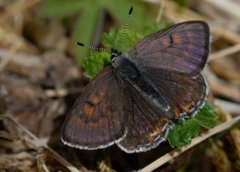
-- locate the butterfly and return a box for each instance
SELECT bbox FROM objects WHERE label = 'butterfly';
[61,20,210,153]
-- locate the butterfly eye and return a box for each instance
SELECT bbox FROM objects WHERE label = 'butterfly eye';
[111,48,122,60]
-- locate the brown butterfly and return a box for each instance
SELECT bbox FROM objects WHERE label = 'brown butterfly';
[61,9,210,153]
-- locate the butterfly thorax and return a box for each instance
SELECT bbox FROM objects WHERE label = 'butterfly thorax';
[112,53,140,80]
[112,55,173,118]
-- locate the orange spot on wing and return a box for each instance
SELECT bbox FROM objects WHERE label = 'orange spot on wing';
[90,95,101,105]
[173,34,182,44]
[173,108,181,118]
[181,104,190,112]
[161,37,170,46]
[83,104,94,116]
[148,117,170,140]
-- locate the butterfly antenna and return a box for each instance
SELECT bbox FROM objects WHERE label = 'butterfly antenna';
[77,42,110,53]
[119,6,133,50]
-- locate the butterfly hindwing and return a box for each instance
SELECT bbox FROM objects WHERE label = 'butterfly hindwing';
[144,68,207,120]
[61,66,128,149]
[117,81,172,153]
[128,21,210,74]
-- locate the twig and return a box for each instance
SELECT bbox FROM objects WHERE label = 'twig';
[0,40,22,72]
[0,0,41,24]
[139,115,240,172]
[215,99,240,114]
[45,89,69,98]
[0,114,80,172]
[203,0,240,19]
[210,44,240,61]
[155,0,166,22]
[145,0,240,44]
[36,154,50,172]
[45,88,82,98]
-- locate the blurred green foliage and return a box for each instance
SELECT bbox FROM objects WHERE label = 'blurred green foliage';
[83,51,111,78]
[173,0,190,7]
[42,0,147,64]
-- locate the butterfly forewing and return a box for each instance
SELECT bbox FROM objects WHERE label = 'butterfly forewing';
[62,66,128,149]
[128,21,210,75]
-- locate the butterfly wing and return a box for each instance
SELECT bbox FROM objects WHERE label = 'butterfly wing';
[128,21,210,75]
[61,66,128,150]
[144,68,207,120]
[117,81,172,153]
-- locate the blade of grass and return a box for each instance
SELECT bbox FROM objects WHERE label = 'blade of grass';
[0,114,80,172]
[71,5,102,64]
[41,0,87,18]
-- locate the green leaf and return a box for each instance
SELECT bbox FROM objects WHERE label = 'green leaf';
[167,100,217,148]
[167,118,199,148]
[194,101,217,129]
[83,51,111,78]
[41,0,87,18]
[102,29,118,49]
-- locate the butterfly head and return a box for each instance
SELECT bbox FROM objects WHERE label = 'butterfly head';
[111,48,122,61]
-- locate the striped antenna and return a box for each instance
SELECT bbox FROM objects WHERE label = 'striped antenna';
[77,6,133,54]
[77,42,110,53]
[119,6,133,50]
